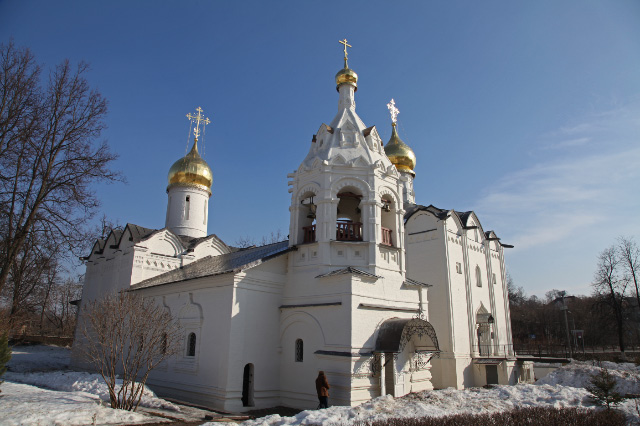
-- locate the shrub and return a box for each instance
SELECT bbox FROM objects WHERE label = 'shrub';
[346,406,625,426]
[0,332,11,392]
[587,365,626,410]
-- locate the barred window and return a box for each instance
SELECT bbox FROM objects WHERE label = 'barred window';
[187,332,196,357]
[295,339,303,362]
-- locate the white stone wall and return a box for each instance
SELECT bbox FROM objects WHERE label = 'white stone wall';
[404,209,513,388]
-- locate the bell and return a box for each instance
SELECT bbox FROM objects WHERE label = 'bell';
[382,202,391,212]
[307,203,317,219]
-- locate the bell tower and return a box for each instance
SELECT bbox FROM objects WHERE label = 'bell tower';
[287,40,407,276]
[165,107,213,238]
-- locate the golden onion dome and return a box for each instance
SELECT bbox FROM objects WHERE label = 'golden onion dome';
[384,123,416,176]
[335,66,358,91]
[167,139,212,195]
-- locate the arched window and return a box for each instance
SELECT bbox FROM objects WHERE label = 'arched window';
[295,339,303,362]
[476,266,482,287]
[336,190,363,241]
[380,196,396,247]
[187,332,196,357]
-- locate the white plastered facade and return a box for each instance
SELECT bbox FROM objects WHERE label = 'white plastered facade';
[72,65,528,413]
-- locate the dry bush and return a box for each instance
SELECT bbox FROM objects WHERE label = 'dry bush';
[347,406,625,426]
[79,292,181,411]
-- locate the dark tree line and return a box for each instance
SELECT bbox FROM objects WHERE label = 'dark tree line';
[0,42,121,336]
[509,237,640,356]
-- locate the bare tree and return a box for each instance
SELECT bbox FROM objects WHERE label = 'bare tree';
[618,236,640,311]
[235,229,286,249]
[43,277,82,336]
[260,229,286,245]
[79,292,181,411]
[0,41,122,297]
[0,227,62,331]
[592,246,629,358]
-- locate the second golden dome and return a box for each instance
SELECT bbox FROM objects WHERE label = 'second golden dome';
[384,123,416,176]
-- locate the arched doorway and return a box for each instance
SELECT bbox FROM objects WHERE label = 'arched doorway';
[374,318,440,397]
[242,363,254,407]
[476,305,494,356]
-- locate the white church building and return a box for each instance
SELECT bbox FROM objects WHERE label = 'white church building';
[72,43,531,412]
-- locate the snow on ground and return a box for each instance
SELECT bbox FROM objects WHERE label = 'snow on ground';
[537,360,640,395]
[230,361,640,426]
[3,346,639,426]
[0,381,153,426]
[7,344,71,373]
[5,370,179,411]
[0,345,177,425]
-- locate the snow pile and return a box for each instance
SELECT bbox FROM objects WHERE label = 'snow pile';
[536,360,640,396]
[5,370,179,411]
[231,362,640,426]
[7,344,71,373]
[5,344,178,411]
[233,385,595,426]
[0,382,155,426]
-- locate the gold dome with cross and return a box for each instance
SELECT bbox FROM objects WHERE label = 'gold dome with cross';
[384,99,416,176]
[335,38,358,91]
[167,107,213,195]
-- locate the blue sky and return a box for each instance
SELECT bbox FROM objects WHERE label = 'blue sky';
[1,0,639,297]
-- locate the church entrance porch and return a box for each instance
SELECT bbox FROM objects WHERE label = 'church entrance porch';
[374,318,439,398]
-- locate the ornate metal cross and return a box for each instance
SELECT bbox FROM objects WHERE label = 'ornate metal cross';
[186,106,211,141]
[339,38,352,65]
[387,99,399,124]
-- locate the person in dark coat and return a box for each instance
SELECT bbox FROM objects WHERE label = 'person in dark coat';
[315,371,330,408]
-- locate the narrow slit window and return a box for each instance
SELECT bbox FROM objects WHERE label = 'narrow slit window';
[204,199,207,224]
[476,266,482,287]
[185,196,190,220]
[295,339,303,362]
[187,332,196,357]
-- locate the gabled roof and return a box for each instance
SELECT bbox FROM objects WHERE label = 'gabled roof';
[404,204,450,222]
[315,267,381,279]
[404,203,512,248]
[129,240,292,291]
[126,223,156,243]
[83,223,233,260]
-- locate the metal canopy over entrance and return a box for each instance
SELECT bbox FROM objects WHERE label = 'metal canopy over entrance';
[374,318,440,353]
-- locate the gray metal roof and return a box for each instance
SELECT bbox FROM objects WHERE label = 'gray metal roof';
[374,318,439,353]
[315,267,381,279]
[404,278,432,287]
[130,240,292,291]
